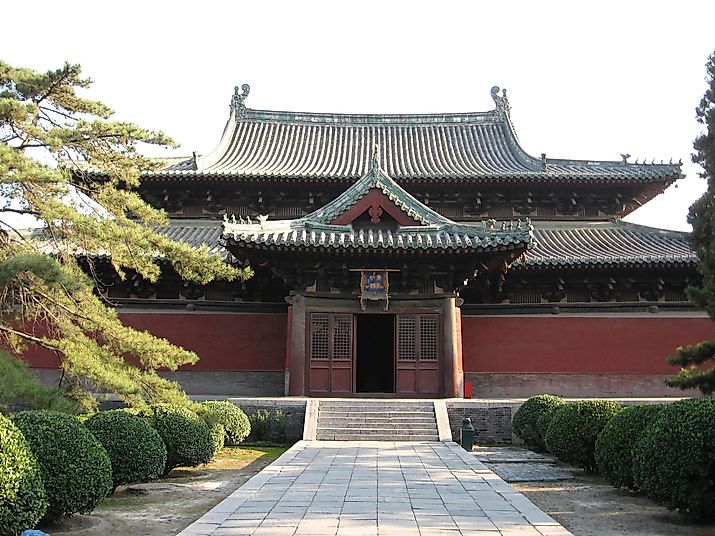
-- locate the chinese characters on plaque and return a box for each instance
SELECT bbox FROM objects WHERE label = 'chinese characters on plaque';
[359,270,390,311]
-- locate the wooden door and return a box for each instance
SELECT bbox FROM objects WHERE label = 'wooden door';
[396,314,440,396]
[308,313,353,395]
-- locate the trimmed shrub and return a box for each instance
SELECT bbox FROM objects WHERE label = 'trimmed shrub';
[0,413,48,536]
[209,423,225,454]
[535,406,560,452]
[633,397,715,520]
[512,394,564,450]
[249,409,289,444]
[142,404,213,474]
[85,410,167,491]
[12,410,112,521]
[197,401,251,445]
[544,400,622,472]
[594,404,664,491]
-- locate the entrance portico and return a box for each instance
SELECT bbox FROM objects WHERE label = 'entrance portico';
[222,152,532,398]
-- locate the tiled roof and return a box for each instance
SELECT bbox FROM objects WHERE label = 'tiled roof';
[148,87,681,184]
[154,219,695,268]
[154,221,227,259]
[518,221,696,269]
[221,158,533,253]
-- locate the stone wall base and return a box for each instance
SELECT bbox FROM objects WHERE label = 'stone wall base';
[465,372,698,398]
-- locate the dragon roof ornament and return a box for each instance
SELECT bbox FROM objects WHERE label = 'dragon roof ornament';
[230,84,251,118]
[490,86,510,121]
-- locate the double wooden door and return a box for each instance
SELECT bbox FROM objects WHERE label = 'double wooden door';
[307,312,440,396]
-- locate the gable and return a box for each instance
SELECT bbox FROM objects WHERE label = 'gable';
[330,188,422,226]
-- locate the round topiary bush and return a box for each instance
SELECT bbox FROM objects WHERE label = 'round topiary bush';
[0,413,48,535]
[85,410,167,491]
[594,404,664,491]
[12,410,112,521]
[535,406,561,452]
[632,397,715,520]
[512,394,564,450]
[197,401,251,445]
[544,400,622,472]
[142,404,214,474]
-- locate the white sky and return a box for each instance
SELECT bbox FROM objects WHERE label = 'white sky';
[3,0,714,231]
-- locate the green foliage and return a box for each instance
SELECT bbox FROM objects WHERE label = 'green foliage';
[668,51,715,394]
[633,397,715,520]
[12,410,111,521]
[141,403,213,474]
[512,394,564,450]
[535,406,560,451]
[0,350,78,414]
[209,423,225,455]
[0,60,250,409]
[248,409,289,444]
[544,400,622,472]
[85,410,167,492]
[0,413,48,535]
[594,404,664,490]
[197,401,251,445]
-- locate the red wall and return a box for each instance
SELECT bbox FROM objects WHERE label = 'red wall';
[462,316,715,374]
[25,312,288,372]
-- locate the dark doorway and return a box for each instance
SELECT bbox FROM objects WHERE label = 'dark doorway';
[356,314,395,393]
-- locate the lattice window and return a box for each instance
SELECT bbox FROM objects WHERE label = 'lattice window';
[310,314,329,360]
[332,315,352,360]
[419,315,438,360]
[397,316,416,360]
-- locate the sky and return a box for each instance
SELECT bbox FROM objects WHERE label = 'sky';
[3,0,714,231]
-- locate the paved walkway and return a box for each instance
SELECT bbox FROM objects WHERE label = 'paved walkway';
[472,447,576,483]
[179,441,572,536]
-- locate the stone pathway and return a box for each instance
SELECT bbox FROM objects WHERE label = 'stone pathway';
[179,441,572,536]
[472,447,576,483]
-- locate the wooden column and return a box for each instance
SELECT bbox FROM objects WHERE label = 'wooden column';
[442,296,464,398]
[288,295,306,396]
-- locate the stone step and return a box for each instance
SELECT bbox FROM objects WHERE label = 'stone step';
[314,400,439,442]
[318,411,435,418]
[318,426,434,435]
[316,432,439,441]
[317,425,436,432]
[317,417,436,425]
[320,400,434,408]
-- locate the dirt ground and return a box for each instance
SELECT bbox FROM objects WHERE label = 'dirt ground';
[515,474,715,536]
[40,445,288,536]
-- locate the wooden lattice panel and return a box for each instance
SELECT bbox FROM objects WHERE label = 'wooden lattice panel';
[419,315,438,360]
[332,315,352,360]
[310,313,329,360]
[397,316,416,360]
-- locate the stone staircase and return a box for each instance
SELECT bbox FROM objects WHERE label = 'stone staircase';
[315,400,439,441]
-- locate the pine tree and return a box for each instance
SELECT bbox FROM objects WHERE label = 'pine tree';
[667,51,715,394]
[0,61,249,409]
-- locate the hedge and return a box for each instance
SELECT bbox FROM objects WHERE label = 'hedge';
[594,404,664,491]
[198,401,251,445]
[544,400,622,472]
[632,397,715,520]
[512,394,564,450]
[12,410,112,521]
[85,410,167,491]
[141,404,214,474]
[0,413,48,536]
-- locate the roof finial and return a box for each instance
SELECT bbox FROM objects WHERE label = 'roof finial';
[491,86,510,120]
[230,83,251,118]
[371,144,381,171]
[620,153,631,164]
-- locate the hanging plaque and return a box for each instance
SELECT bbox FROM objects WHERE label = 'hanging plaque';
[360,270,390,311]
